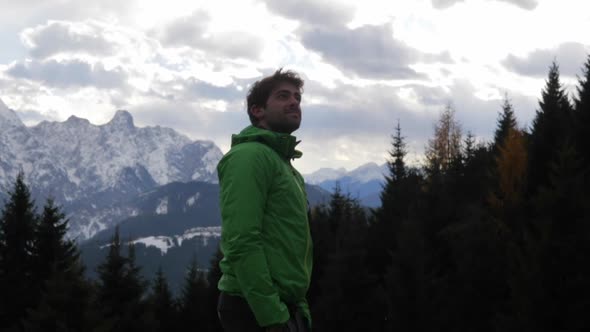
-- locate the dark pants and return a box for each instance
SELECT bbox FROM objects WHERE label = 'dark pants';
[217,292,309,332]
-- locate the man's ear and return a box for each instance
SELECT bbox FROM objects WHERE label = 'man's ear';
[250,104,265,121]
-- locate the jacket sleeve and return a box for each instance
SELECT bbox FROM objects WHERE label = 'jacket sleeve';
[218,145,290,327]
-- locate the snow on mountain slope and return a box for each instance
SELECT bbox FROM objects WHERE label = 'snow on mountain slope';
[0,100,223,240]
[347,162,388,183]
[304,162,387,186]
[123,226,221,255]
[304,167,347,185]
[304,162,388,207]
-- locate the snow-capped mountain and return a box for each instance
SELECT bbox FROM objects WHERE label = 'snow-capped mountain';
[305,162,387,185]
[304,162,388,207]
[0,99,223,240]
[304,167,347,185]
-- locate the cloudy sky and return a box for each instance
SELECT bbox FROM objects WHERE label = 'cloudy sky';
[1,0,589,173]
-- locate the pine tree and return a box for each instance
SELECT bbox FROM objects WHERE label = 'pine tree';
[368,122,425,331]
[388,120,408,182]
[124,244,147,306]
[528,146,590,331]
[494,95,518,153]
[148,267,178,332]
[0,172,38,330]
[94,228,147,332]
[461,132,494,205]
[30,199,79,291]
[528,61,573,195]
[22,263,95,332]
[23,198,94,331]
[379,120,414,218]
[178,257,208,330]
[368,121,422,275]
[312,193,386,331]
[327,183,348,234]
[573,54,590,180]
[308,204,331,312]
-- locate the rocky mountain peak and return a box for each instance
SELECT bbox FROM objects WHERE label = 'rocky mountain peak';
[107,110,134,129]
[65,114,91,126]
[0,98,25,128]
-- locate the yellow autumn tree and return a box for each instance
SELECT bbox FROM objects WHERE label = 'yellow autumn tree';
[425,104,462,174]
[489,127,527,213]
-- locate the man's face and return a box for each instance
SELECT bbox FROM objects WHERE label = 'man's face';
[253,82,302,134]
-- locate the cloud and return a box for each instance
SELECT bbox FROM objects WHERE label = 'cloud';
[19,19,159,64]
[432,0,538,10]
[21,20,115,59]
[300,23,451,80]
[131,99,247,148]
[261,0,450,80]
[262,0,355,27]
[432,0,465,9]
[299,81,437,145]
[158,10,264,60]
[15,108,61,125]
[183,78,244,101]
[502,42,590,77]
[157,10,210,45]
[6,59,127,89]
[497,0,538,10]
[146,76,245,104]
[0,0,137,26]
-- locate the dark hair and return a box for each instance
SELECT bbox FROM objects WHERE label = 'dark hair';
[246,68,304,124]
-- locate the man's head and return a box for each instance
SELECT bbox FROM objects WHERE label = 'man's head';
[247,68,304,134]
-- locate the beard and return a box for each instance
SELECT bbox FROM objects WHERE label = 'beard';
[268,121,300,134]
[266,115,301,134]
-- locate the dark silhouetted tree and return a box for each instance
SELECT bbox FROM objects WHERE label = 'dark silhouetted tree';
[573,54,590,191]
[528,146,590,332]
[0,172,38,330]
[527,61,573,195]
[23,199,94,331]
[30,199,79,290]
[178,257,208,330]
[94,228,148,332]
[147,267,178,332]
[494,95,519,154]
[312,190,388,331]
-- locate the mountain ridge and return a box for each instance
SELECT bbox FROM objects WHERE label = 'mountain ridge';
[303,162,387,207]
[0,100,223,240]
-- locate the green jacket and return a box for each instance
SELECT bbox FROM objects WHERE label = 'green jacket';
[217,125,313,327]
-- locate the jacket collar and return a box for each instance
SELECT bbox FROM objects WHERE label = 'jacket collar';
[231,125,302,160]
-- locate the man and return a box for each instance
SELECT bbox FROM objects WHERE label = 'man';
[216,69,312,332]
